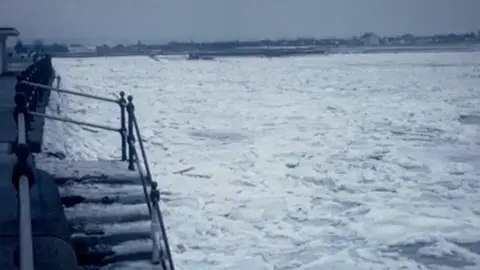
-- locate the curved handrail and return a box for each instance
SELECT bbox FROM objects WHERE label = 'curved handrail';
[132,114,153,184]
[21,81,119,103]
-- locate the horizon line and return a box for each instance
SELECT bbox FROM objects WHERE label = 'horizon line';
[7,29,480,46]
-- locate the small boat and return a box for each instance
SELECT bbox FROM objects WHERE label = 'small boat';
[187,53,214,60]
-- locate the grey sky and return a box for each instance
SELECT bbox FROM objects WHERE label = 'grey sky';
[1,0,479,44]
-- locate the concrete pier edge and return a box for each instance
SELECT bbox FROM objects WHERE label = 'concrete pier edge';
[0,56,79,270]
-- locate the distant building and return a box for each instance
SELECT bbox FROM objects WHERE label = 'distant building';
[0,27,21,74]
[68,44,96,53]
[360,32,380,45]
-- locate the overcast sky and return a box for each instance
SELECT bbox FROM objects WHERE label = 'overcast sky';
[1,0,479,44]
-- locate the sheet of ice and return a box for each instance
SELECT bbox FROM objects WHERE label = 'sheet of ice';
[42,52,480,269]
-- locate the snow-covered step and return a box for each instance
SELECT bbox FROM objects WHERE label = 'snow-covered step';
[62,194,147,207]
[61,183,145,197]
[70,220,153,261]
[108,239,156,263]
[72,233,160,267]
[72,224,153,267]
[56,176,143,186]
[60,184,146,207]
[65,203,150,224]
[81,261,163,270]
[35,158,141,185]
[98,261,167,270]
[35,156,172,269]
[72,231,151,247]
[80,220,151,237]
[78,239,155,266]
[59,183,175,207]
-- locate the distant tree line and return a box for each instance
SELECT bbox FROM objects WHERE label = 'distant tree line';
[11,30,480,56]
[116,31,480,52]
[146,31,480,50]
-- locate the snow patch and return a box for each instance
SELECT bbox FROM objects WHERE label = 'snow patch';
[35,158,138,180]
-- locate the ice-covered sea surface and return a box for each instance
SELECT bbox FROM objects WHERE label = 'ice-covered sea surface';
[45,52,480,269]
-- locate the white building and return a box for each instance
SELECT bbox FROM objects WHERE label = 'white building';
[360,32,381,46]
[0,27,20,74]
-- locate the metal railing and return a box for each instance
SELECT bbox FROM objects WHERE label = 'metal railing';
[127,110,175,269]
[20,80,127,160]
[17,69,175,268]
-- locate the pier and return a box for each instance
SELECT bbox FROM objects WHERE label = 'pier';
[0,27,174,269]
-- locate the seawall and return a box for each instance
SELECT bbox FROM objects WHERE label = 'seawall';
[0,57,78,269]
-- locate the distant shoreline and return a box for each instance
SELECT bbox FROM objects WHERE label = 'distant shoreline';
[50,43,480,59]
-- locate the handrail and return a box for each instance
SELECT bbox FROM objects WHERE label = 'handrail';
[29,111,122,132]
[13,93,35,270]
[20,81,129,161]
[122,95,175,268]
[129,145,153,213]
[129,103,153,183]
[21,81,119,104]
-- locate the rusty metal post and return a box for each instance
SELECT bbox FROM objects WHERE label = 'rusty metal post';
[119,91,127,161]
[126,95,135,170]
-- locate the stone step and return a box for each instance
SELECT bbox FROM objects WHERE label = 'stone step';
[62,194,147,208]
[35,159,140,181]
[65,203,150,225]
[72,230,151,247]
[85,239,159,267]
[34,157,172,269]
[59,183,174,207]
[84,260,165,270]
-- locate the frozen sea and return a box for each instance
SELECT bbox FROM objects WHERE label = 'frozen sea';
[43,52,480,269]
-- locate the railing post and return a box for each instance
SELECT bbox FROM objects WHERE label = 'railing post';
[150,181,161,265]
[150,182,175,270]
[12,93,35,270]
[55,75,61,89]
[126,95,135,170]
[14,81,31,134]
[119,92,127,161]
